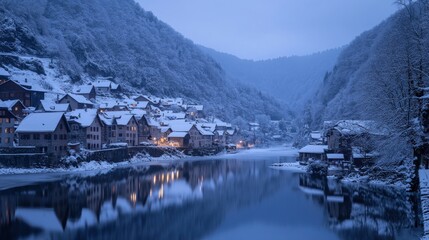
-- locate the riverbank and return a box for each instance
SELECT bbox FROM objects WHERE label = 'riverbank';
[420,169,429,239]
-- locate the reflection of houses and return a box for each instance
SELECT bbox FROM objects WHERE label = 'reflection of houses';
[298,145,328,162]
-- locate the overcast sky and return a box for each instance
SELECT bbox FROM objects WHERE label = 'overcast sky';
[137,0,398,60]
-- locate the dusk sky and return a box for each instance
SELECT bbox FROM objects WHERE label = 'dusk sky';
[137,0,398,60]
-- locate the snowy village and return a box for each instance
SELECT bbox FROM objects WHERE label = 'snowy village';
[1,0,429,240]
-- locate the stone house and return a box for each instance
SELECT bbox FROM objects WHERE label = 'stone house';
[99,112,138,146]
[0,108,17,147]
[58,94,94,110]
[66,109,104,150]
[0,80,45,107]
[16,112,70,157]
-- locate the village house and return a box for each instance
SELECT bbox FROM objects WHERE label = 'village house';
[66,109,104,150]
[326,120,383,161]
[248,122,260,131]
[72,85,96,100]
[0,107,17,148]
[196,124,214,148]
[99,112,138,146]
[0,99,26,119]
[298,145,328,163]
[37,100,71,113]
[93,79,121,96]
[16,112,70,157]
[58,93,94,110]
[168,131,190,147]
[0,80,45,107]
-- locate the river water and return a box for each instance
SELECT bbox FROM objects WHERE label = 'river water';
[0,148,423,239]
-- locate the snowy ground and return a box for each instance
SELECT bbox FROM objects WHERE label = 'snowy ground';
[420,169,429,239]
[269,162,307,173]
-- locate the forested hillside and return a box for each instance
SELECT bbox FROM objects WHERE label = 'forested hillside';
[310,0,429,167]
[0,0,285,120]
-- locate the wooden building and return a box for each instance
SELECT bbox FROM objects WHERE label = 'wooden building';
[0,80,45,107]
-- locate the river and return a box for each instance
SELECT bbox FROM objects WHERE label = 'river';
[0,147,423,239]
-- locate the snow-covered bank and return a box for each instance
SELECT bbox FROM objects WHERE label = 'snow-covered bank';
[213,146,299,160]
[0,153,182,176]
[420,169,429,239]
[269,162,307,173]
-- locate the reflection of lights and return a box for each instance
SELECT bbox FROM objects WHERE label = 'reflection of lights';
[176,171,179,178]
[167,174,170,182]
[171,171,175,181]
[162,174,164,181]
[130,192,137,204]
[150,189,152,196]
[158,184,164,199]
[153,175,156,184]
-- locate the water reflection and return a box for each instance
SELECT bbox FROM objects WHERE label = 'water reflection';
[0,158,422,240]
[298,174,420,239]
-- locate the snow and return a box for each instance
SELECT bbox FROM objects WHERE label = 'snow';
[66,109,98,127]
[16,112,64,133]
[420,169,429,238]
[0,67,10,76]
[62,93,93,105]
[168,131,188,138]
[39,100,69,112]
[298,186,325,196]
[72,84,94,94]
[269,162,307,173]
[298,145,328,154]
[15,208,64,232]
[326,195,344,203]
[326,153,344,160]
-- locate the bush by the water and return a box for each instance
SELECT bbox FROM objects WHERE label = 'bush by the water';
[307,161,328,176]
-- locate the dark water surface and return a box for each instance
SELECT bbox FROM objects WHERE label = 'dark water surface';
[0,149,423,240]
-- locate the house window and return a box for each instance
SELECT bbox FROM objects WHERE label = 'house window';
[44,134,52,140]
[59,124,63,130]
[20,134,30,140]
[4,118,9,123]
[4,138,9,144]
[54,135,57,140]
[33,134,40,140]
[14,106,18,111]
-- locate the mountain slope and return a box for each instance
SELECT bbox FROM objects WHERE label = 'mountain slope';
[201,46,341,110]
[310,1,429,164]
[0,0,285,120]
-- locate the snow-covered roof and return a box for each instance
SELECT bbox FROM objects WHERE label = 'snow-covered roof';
[249,122,260,126]
[168,131,189,138]
[326,153,345,160]
[196,124,214,136]
[93,80,112,88]
[66,109,99,127]
[298,145,328,154]
[62,93,93,105]
[187,104,203,111]
[111,82,120,90]
[16,112,65,133]
[102,111,135,125]
[0,99,23,110]
[39,100,70,112]
[226,129,235,135]
[134,101,149,109]
[168,120,194,132]
[0,67,10,77]
[72,85,94,94]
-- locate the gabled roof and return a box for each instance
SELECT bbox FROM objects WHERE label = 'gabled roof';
[72,85,95,95]
[168,120,194,132]
[66,109,100,128]
[332,120,385,136]
[168,132,189,138]
[196,124,214,136]
[39,100,70,112]
[60,93,93,105]
[0,99,25,110]
[16,112,67,133]
[93,80,112,88]
[298,145,328,154]
[101,111,136,126]
[0,80,47,93]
